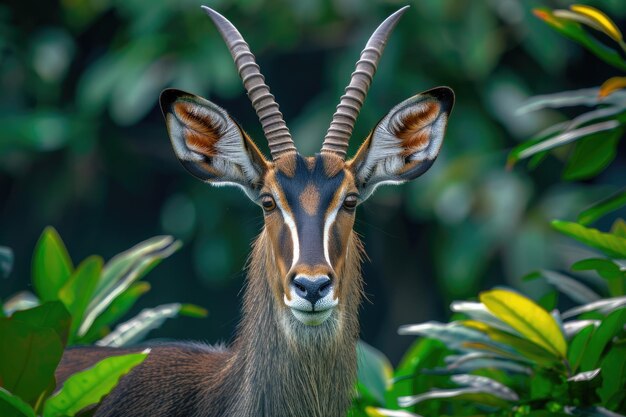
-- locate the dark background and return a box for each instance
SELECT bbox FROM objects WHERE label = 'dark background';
[1,0,625,363]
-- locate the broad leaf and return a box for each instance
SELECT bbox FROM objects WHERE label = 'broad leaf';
[0,319,64,407]
[568,324,595,372]
[32,227,73,302]
[552,220,626,258]
[597,344,626,409]
[578,189,626,226]
[562,129,621,181]
[450,301,519,334]
[58,256,103,342]
[12,302,71,346]
[0,387,36,417]
[43,351,148,417]
[357,340,393,405]
[579,308,626,371]
[479,289,567,358]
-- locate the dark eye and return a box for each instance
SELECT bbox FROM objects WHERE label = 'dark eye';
[261,195,276,212]
[343,194,358,211]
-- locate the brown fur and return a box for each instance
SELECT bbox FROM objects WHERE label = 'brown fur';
[396,101,440,157]
[56,231,365,417]
[299,183,320,216]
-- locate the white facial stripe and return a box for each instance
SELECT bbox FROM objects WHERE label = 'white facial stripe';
[274,193,300,269]
[323,188,345,267]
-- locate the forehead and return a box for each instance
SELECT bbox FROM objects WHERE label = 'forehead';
[272,154,347,210]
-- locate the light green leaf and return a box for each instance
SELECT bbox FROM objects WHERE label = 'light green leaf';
[562,296,626,319]
[79,236,180,337]
[0,387,36,417]
[58,256,103,343]
[44,351,148,417]
[179,304,208,318]
[356,340,393,405]
[78,282,151,344]
[32,227,74,302]
[552,220,626,258]
[480,289,567,358]
[508,120,619,166]
[578,189,626,226]
[597,344,626,409]
[96,303,184,347]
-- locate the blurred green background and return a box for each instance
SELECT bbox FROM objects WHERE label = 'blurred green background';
[1,0,625,363]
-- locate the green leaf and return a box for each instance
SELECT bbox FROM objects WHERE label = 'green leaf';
[562,129,621,181]
[12,302,71,346]
[79,236,180,337]
[578,189,626,226]
[479,289,567,358]
[611,218,626,238]
[43,351,148,417]
[356,340,393,405]
[461,320,561,365]
[552,220,626,258]
[58,256,103,343]
[597,344,626,409]
[178,304,208,318]
[579,308,626,371]
[32,227,74,302]
[0,387,36,417]
[78,282,151,344]
[540,270,601,304]
[0,318,64,407]
[568,324,596,372]
[96,303,185,347]
[534,8,626,71]
[507,120,619,167]
[572,258,625,296]
[0,246,14,279]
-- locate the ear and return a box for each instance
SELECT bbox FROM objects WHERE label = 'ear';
[347,87,454,200]
[160,89,269,200]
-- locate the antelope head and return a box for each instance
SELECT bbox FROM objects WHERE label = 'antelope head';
[160,7,453,334]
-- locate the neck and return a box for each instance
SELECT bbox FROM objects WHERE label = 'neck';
[212,230,364,417]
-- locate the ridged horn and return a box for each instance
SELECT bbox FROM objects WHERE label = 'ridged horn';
[202,6,296,160]
[321,6,409,159]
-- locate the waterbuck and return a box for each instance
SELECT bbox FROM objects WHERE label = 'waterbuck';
[56,5,454,417]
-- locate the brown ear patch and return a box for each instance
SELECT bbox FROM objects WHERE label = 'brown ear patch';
[174,101,224,157]
[393,101,440,157]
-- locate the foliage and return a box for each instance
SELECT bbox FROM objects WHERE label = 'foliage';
[0,300,148,417]
[2,227,206,346]
[0,228,207,416]
[350,4,626,417]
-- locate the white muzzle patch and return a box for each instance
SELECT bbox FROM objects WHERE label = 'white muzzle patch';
[283,287,338,326]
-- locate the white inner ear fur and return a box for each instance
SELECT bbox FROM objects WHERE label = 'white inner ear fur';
[355,95,447,199]
[168,98,264,188]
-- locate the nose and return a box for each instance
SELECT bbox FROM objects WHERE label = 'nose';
[292,276,332,306]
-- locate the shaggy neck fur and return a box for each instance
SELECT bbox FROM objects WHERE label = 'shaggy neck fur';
[205,230,364,417]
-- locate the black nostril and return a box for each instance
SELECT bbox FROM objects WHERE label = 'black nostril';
[292,276,332,306]
[293,281,307,298]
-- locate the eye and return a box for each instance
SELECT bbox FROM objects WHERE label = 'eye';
[343,194,358,211]
[261,195,276,212]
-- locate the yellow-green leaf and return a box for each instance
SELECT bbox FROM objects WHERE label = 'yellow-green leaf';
[570,4,623,42]
[43,351,148,417]
[599,77,626,98]
[479,289,567,358]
